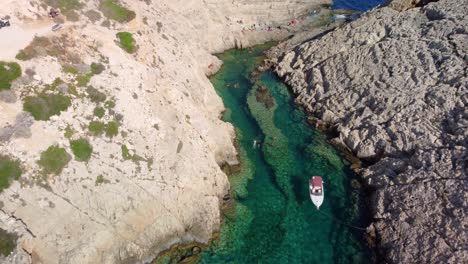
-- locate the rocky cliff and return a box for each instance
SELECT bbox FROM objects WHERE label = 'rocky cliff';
[0,0,329,263]
[275,0,467,262]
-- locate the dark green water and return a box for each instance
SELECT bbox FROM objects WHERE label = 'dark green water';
[200,43,370,263]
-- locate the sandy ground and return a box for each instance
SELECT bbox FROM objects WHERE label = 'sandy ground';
[0,21,54,61]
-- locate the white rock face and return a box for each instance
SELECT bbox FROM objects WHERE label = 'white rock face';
[0,0,328,263]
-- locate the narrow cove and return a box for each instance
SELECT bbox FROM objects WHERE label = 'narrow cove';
[200,43,372,263]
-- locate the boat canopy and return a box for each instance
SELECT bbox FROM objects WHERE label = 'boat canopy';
[312,176,322,187]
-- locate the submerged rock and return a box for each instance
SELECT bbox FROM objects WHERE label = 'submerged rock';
[275,0,467,262]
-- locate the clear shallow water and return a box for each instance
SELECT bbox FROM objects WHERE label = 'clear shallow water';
[333,0,386,11]
[200,43,371,263]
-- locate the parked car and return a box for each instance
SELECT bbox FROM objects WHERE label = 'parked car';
[0,19,10,28]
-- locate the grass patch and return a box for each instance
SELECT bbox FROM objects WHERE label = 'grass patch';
[86,86,106,102]
[121,144,145,162]
[63,65,80,75]
[93,106,105,118]
[15,37,50,61]
[88,121,105,135]
[104,100,115,108]
[91,62,105,74]
[23,93,71,121]
[15,51,28,61]
[38,145,71,175]
[0,228,17,257]
[116,32,136,53]
[105,121,119,137]
[44,0,83,20]
[0,155,22,193]
[121,144,131,160]
[100,0,136,23]
[0,62,22,90]
[64,125,74,138]
[70,138,93,162]
[76,72,94,87]
[95,175,110,185]
[88,121,118,137]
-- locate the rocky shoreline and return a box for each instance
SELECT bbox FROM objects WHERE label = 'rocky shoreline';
[273,0,467,262]
[0,0,335,263]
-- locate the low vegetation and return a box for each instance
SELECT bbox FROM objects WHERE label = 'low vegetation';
[121,144,145,162]
[15,37,51,61]
[76,73,94,87]
[0,62,22,90]
[23,93,71,121]
[44,0,83,20]
[38,145,71,175]
[64,125,74,138]
[100,0,136,23]
[105,121,119,137]
[0,155,22,193]
[116,32,136,53]
[0,228,17,257]
[104,100,116,108]
[95,175,110,185]
[86,86,107,102]
[63,65,80,75]
[93,106,105,118]
[91,62,105,75]
[16,35,82,65]
[88,120,119,138]
[70,138,93,162]
[88,121,105,135]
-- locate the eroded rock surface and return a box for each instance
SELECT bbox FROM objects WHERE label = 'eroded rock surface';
[0,0,329,263]
[276,0,467,262]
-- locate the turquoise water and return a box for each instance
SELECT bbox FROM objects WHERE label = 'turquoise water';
[333,0,385,11]
[200,43,371,263]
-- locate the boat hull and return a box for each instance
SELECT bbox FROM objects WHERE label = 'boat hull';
[310,190,324,209]
[310,176,324,209]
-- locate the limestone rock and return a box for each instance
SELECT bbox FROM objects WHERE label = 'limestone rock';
[275,0,468,262]
[0,0,330,263]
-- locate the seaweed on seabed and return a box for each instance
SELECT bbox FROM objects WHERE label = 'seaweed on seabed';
[255,84,275,109]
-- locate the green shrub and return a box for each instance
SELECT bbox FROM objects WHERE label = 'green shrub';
[105,121,119,137]
[76,72,94,87]
[38,145,71,175]
[15,50,28,61]
[93,106,105,118]
[104,100,115,108]
[121,144,131,160]
[0,155,22,193]
[91,62,105,74]
[116,32,136,53]
[86,86,106,102]
[45,0,82,12]
[95,175,110,185]
[100,0,136,22]
[70,138,93,162]
[121,144,145,162]
[64,125,74,138]
[63,65,80,75]
[44,0,83,20]
[0,62,22,90]
[0,228,17,257]
[23,93,71,121]
[88,121,105,135]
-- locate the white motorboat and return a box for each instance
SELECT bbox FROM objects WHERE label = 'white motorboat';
[310,176,324,209]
